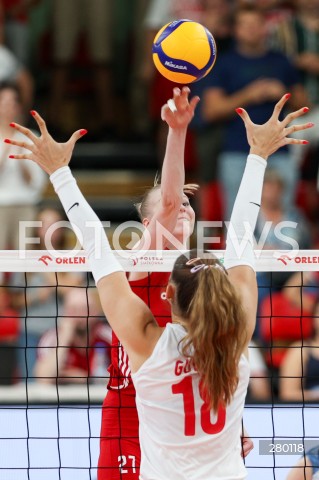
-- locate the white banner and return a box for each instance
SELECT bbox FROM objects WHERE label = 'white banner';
[0,250,319,272]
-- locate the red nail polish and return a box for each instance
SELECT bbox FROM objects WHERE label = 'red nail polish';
[4,139,11,144]
[302,140,309,144]
[303,107,309,113]
[235,108,243,114]
[9,155,14,158]
[9,122,15,127]
[30,110,36,116]
[309,122,315,127]
[80,129,88,136]
[285,93,291,99]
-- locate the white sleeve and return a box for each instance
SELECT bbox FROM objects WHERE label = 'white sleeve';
[224,154,267,271]
[50,166,123,284]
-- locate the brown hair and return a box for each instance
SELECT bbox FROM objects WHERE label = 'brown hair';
[171,250,247,413]
[134,182,199,221]
[234,3,264,16]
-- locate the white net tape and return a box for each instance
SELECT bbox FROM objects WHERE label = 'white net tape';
[1,249,319,272]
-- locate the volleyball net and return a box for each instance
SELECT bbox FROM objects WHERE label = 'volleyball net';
[0,249,318,480]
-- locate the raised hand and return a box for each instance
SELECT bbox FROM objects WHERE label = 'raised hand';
[236,93,314,159]
[6,111,87,175]
[161,86,200,130]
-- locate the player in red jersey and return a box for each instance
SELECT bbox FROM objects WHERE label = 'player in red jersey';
[100,87,254,478]
[100,87,199,478]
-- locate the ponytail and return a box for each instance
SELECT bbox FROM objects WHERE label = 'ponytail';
[171,252,247,413]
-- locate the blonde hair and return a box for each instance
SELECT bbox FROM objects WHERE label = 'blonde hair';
[171,251,247,413]
[134,179,199,221]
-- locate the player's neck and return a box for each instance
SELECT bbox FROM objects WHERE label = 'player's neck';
[171,313,187,329]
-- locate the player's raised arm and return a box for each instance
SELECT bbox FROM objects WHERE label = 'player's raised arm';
[225,93,313,345]
[134,86,199,251]
[6,112,163,371]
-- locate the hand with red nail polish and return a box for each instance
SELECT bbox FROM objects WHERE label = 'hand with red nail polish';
[5,109,88,175]
[236,93,314,159]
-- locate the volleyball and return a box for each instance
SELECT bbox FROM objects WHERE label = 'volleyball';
[152,19,217,84]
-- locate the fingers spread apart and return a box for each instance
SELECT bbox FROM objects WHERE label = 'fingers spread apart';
[272,93,291,121]
[282,106,311,128]
[9,122,38,144]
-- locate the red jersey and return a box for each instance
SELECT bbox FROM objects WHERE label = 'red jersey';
[99,272,172,477]
[107,272,171,395]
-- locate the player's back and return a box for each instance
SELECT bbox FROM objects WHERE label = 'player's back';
[132,323,250,480]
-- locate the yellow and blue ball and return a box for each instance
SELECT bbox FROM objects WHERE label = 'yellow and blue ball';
[152,19,217,84]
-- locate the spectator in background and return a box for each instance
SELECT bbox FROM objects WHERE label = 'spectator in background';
[0,34,34,116]
[255,168,312,342]
[11,206,85,382]
[270,0,319,213]
[255,168,312,252]
[199,4,309,219]
[1,0,42,66]
[271,0,319,107]
[48,0,115,138]
[0,286,19,385]
[279,296,319,401]
[259,270,316,380]
[287,444,319,480]
[236,0,293,39]
[35,287,111,384]
[0,82,46,250]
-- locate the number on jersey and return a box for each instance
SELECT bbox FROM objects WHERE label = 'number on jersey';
[172,376,226,436]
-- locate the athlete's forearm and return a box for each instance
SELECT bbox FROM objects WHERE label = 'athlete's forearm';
[160,127,187,210]
[224,154,266,270]
[50,166,123,283]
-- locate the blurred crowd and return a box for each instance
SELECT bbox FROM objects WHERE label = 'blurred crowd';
[0,0,319,401]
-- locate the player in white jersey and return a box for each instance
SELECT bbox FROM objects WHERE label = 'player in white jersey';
[8,93,313,479]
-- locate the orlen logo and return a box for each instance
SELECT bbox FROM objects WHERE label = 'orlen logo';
[38,255,53,266]
[277,254,293,265]
[38,255,86,266]
[276,254,319,265]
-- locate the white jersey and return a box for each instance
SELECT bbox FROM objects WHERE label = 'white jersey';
[132,323,250,480]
